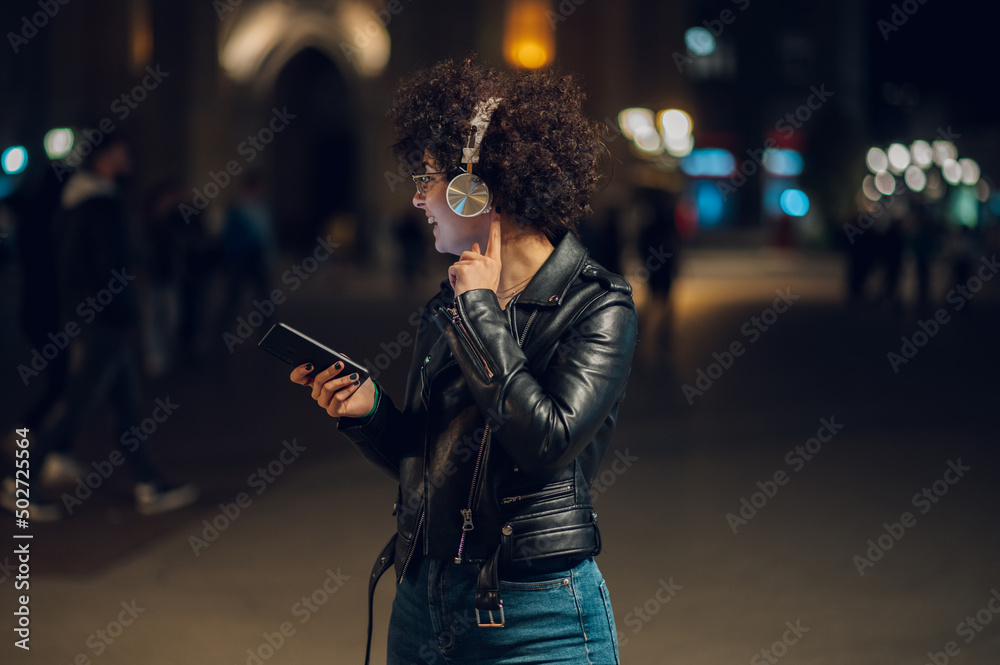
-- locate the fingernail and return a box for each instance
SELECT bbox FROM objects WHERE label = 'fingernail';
[305,364,313,371]
[353,380,360,386]
[334,362,342,370]
[349,373,358,380]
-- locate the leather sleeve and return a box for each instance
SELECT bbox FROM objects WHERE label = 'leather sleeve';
[337,383,425,481]
[433,287,637,475]
[336,287,448,480]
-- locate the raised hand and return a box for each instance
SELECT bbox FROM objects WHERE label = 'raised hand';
[448,217,502,296]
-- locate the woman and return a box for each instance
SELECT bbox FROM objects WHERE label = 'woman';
[291,58,637,665]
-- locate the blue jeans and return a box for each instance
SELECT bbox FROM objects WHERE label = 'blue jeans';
[387,556,620,665]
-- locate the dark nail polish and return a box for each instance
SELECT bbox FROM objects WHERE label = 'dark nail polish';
[353,380,360,386]
[334,362,342,370]
[305,364,313,371]
[350,373,358,381]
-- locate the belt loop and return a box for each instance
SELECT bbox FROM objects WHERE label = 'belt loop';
[475,544,504,627]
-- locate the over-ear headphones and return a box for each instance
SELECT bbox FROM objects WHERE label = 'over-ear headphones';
[446,97,501,217]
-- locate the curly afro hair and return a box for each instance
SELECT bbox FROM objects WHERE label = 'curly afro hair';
[388,58,604,241]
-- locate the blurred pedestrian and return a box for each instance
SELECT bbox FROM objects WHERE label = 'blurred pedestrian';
[5,165,80,487]
[1,135,197,521]
[580,206,623,276]
[634,186,679,362]
[909,205,942,306]
[879,218,905,309]
[219,171,276,333]
[140,181,185,376]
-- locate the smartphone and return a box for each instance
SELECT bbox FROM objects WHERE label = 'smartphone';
[258,322,370,384]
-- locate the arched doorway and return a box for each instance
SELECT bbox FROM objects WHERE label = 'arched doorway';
[271,47,359,250]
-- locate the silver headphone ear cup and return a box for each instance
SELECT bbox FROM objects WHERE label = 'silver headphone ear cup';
[446,173,492,217]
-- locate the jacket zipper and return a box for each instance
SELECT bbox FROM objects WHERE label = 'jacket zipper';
[518,310,538,348]
[454,424,490,563]
[447,304,494,380]
[500,481,574,505]
[398,508,424,583]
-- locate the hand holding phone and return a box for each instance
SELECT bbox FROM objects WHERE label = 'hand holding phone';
[259,323,370,383]
[260,323,376,419]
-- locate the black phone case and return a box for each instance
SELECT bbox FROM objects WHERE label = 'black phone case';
[258,323,370,383]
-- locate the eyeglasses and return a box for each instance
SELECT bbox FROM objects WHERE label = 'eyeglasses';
[412,172,447,196]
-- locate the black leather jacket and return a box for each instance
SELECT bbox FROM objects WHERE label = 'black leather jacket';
[339,232,637,640]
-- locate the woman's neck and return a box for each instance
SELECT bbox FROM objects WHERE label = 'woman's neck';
[495,217,555,305]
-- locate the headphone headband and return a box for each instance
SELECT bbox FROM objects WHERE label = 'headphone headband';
[462,97,502,168]
[447,97,501,217]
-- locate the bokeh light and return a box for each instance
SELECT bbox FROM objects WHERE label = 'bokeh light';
[924,169,944,200]
[664,134,694,157]
[633,125,662,153]
[874,171,896,196]
[958,158,980,186]
[862,175,881,201]
[618,108,654,141]
[44,128,75,160]
[886,143,910,174]
[904,165,926,193]
[779,189,810,216]
[680,149,736,177]
[684,27,716,56]
[504,0,554,69]
[932,140,957,167]
[763,149,803,177]
[866,147,888,174]
[941,159,962,185]
[910,140,933,169]
[1,146,28,175]
[976,180,990,203]
[659,109,692,140]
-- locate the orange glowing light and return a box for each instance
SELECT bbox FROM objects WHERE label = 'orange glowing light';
[503,0,554,70]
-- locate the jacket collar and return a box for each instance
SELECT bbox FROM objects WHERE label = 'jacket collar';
[515,232,588,307]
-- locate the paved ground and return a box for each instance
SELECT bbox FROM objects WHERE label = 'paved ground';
[1,244,999,665]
